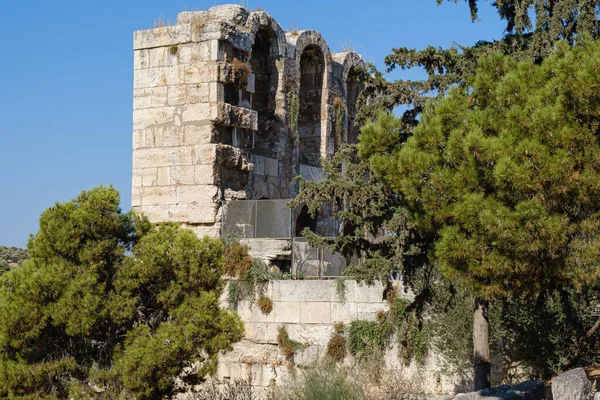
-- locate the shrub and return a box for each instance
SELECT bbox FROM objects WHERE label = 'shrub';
[326,333,347,362]
[257,296,273,314]
[277,326,303,360]
[224,242,253,277]
[348,320,385,360]
[277,365,364,400]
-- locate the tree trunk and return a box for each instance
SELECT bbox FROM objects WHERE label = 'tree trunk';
[473,297,491,391]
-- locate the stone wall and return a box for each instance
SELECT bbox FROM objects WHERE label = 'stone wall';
[132,5,364,238]
[176,279,469,396]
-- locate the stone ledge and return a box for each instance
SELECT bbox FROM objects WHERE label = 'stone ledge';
[133,24,191,50]
[214,103,258,130]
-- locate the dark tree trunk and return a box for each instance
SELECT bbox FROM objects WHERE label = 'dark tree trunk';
[473,297,491,391]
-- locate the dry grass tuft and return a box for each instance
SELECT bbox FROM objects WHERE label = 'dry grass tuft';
[257,296,273,314]
[191,14,207,37]
[231,58,251,88]
[153,13,173,28]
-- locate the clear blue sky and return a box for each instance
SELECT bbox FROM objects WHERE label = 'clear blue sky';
[0,0,506,248]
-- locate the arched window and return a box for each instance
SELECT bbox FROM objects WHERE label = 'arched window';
[298,45,325,167]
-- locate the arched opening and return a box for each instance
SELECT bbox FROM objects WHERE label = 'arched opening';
[298,45,325,167]
[346,67,361,144]
[249,27,279,159]
[295,205,317,236]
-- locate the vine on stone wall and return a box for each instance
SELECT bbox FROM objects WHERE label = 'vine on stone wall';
[290,92,299,140]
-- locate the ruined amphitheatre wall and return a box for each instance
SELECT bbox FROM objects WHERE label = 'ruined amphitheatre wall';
[132,4,364,237]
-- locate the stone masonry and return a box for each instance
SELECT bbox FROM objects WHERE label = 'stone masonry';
[132,4,364,238]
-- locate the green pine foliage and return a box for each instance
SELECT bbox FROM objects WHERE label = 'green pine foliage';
[383,38,600,299]
[0,186,243,399]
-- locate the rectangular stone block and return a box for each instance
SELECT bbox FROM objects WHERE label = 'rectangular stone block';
[183,124,214,145]
[178,41,210,64]
[176,184,219,204]
[194,144,218,165]
[353,281,386,303]
[182,102,213,123]
[133,87,168,109]
[139,204,170,222]
[167,85,186,106]
[299,281,336,302]
[133,25,191,50]
[357,302,388,321]
[209,82,223,103]
[133,130,146,150]
[184,63,218,84]
[330,302,357,323]
[252,155,265,176]
[156,167,170,186]
[134,65,184,89]
[271,280,305,302]
[131,187,142,206]
[216,103,258,130]
[273,301,300,324]
[300,302,331,324]
[168,202,218,224]
[286,324,332,346]
[133,107,175,131]
[194,164,218,185]
[243,322,279,344]
[141,167,158,187]
[170,165,195,185]
[132,146,192,168]
[235,301,275,323]
[141,186,176,206]
[186,83,210,104]
[264,157,278,178]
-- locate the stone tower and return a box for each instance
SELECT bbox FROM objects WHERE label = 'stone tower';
[132,5,363,237]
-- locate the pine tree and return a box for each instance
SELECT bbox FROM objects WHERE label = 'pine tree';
[372,38,600,389]
[0,186,243,399]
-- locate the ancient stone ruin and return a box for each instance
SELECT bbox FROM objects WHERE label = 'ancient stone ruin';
[131,5,476,395]
[132,4,364,246]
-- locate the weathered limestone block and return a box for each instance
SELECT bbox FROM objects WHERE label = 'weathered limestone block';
[273,301,300,324]
[178,42,210,64]
[286,324,331,346]
[176,184,219,204]
[552,368,591,400]
[243,322,279,344]
[300,302,331,324]
[170,202,219,224]
[167,165,196,185]
[134,65,185,88]
[133,106,176,131]
[133,87,168,109]
[240,239,291,263]
[357,302,388,321]
[183,124,214,145]
[183,63,218,84]
[182,102,215,123]
[141,186,176,205]
[133,24,191,50]
[186,83,210,104]
[330,302,358,322]
[215,103,258,130]
[194,164,218,185]
[133,146,193,168]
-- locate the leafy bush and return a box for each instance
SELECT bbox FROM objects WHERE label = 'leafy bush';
[348,320,385,360]
[0,186,244,399]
